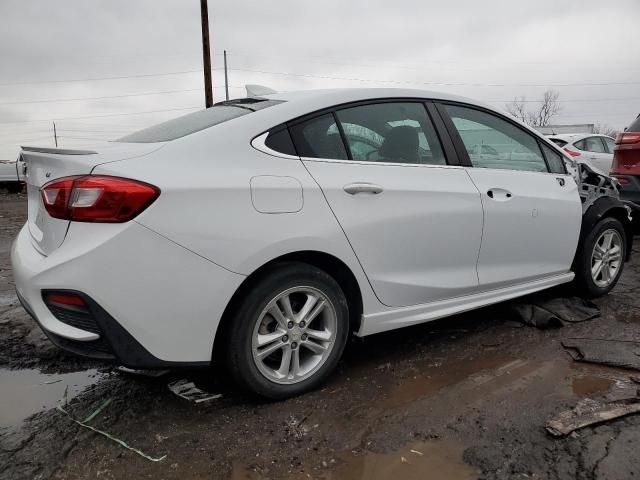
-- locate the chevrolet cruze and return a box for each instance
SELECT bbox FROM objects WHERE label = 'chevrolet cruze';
[12,88,633,398]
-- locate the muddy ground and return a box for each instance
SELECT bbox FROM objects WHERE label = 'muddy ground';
[1,191,640,480]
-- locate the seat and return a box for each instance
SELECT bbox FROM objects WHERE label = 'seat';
[378,126,419,163]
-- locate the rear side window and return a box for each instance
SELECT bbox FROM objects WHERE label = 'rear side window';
[584,137,606,153]
[117,99,283,143]
[264,127,297,156]
[444,105,548,173]
[540,143,566,174]
[289,114,348,160]
[574,139,586,150]
[334,102,446,165]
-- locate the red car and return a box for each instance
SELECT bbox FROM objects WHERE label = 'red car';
[611,115,640,204]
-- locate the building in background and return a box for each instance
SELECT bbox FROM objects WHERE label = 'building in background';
[536,124,595,135]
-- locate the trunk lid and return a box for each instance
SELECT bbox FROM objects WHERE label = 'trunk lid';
[21,142,164,255]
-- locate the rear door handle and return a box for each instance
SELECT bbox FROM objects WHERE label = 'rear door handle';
[343,183,384,195]
[556,177,566,187]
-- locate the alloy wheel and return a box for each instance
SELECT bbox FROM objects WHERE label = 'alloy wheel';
[591,228,623,288]
[251,286,337,384]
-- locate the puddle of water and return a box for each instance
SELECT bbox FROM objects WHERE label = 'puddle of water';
[230,440,477,480]
[326,440,477,480]
[0,368,102,429]
[381,353,514,408]
[572,375,614,396]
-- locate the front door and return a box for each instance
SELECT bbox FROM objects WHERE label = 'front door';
[440,103,582,289]
[289,101,484,308]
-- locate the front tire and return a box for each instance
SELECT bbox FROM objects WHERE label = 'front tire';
[224,262,349,399]
[574,217,626,298]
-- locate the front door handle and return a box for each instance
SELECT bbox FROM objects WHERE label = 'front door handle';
[556,177,566,187]
[486,188,512,201]
[343,183,384,195]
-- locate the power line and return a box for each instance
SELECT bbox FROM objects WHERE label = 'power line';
[0,68,226,87]
[228,67,640,88]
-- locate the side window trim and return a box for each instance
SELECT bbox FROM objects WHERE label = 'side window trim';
[436,100,551,173]
[332,111,353,161]
[434,102,472,167]
[424,101,460,166]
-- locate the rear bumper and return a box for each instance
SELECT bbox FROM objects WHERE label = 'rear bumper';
[613,174,640,203]
[11,222,246,367]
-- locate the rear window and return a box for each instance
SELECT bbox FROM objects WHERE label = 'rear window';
[627,115,640,132]
[117,99,283,143]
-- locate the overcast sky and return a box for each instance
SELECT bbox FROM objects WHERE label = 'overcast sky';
[1,0,639,159]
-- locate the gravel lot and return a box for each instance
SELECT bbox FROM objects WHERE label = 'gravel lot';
[1,191,640,480]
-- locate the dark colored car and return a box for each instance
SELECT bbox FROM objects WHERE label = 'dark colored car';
[611,114,640,204]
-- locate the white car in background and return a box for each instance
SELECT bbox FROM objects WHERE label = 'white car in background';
[11,88,634,399]
[0,156,25,192]
[548,133,616,174]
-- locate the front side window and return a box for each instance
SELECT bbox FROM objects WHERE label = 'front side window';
[335,103,446,165]
[289,114,348,160]
[444,104,548,173]
[584,137,606,153]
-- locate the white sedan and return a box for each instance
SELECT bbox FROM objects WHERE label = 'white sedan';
[11,88,633,398]
[548,133,616,174]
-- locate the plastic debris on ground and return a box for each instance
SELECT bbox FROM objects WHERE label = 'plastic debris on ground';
[562,338,640,371]
[168,379,222,403]
[509,296,600,329]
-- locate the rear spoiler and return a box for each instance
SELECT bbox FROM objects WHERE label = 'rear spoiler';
[21,146,98,155]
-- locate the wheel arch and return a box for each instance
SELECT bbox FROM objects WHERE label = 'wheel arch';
[578,197,633,262]
[212,250,364,362]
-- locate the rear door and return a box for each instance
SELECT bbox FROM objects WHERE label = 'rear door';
[581,136,613,173]
[437,103,581,290]
[290,101,484,308]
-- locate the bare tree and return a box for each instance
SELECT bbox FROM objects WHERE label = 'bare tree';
[505,89,562,127]
[593,123,619,138]
[505,96,529,124]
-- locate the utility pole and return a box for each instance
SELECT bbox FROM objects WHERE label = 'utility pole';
[53,121,58,147]
[200,0,213,108]
[224,50,229,101]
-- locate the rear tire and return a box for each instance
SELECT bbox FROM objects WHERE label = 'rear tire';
[574,217,626,298]
[224,262,349,399]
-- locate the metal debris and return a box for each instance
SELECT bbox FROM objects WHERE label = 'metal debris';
[546,397,640,437]
[167,379,222,403]
[117,366,171,377]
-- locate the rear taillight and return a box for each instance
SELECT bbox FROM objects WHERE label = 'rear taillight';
[615,132,640,145]
[40,175,160,222]
[563,147,581,157]
[610,174,631,185]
